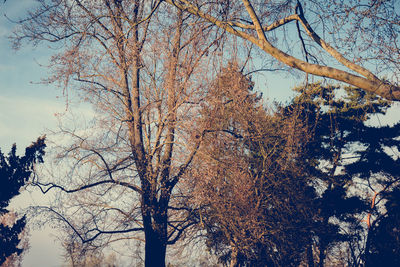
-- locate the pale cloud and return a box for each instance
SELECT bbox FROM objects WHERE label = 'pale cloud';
[0,95,64,149]
[0,94,95,149]
[22,227,64,267]
[0,63,15,71]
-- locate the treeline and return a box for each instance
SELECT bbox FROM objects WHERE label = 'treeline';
[1,0,400,266]
[2,73,399,266]
[178,67,400,266]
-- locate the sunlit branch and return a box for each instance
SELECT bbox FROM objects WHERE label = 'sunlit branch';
[74,0,115,39]
[166,0,400,100]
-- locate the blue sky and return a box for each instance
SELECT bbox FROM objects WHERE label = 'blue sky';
[1,1,399,266]
[0,2,292,262]
[0,1,63,148]
[1,1,67,266]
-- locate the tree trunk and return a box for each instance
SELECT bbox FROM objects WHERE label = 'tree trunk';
[318,243,326,267]
[144,227,167,267]
[363,226,373,267]
[306,241,315,267]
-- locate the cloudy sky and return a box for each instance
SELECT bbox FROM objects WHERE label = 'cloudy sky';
[1,1,70,266]
[1,1,399,266]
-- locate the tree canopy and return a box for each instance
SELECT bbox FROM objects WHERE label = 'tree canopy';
[6,0,400,266]
[186,79,400,266]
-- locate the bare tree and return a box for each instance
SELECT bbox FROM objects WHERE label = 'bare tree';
[165,0,400,101]
[11,1,220,266]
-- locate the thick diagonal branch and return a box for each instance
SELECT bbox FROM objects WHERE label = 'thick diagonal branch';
[166,0,400,101]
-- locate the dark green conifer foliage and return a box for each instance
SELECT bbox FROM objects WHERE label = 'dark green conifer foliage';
[365,188,400,267]
[194,79,399,266]
[0,137,46,265]
[293,84,399,266]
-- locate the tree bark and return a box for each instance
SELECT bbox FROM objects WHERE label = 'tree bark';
[363,226,373,267]
[306,242,315,267]
[144,227,167,267]
[318,242,326,267]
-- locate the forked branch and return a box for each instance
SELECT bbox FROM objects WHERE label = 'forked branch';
[165,0,400,101]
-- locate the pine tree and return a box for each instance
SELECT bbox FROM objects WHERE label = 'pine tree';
[293,84,399,266]
[0,137,46,265]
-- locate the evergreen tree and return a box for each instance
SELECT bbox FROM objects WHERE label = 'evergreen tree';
[189,78,399,266]
[365,188,400,267]
[0,137,46,265]
[293,84,400,266]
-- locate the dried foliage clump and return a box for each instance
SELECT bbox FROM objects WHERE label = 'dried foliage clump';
[183,63,315,266]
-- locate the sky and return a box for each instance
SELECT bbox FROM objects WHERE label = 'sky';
[0,1,399,266]
[1,1,68,266]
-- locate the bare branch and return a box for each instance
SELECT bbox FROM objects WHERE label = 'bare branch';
[166,0,400,100]
[33,179,142,194]
[36,206,144,244]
